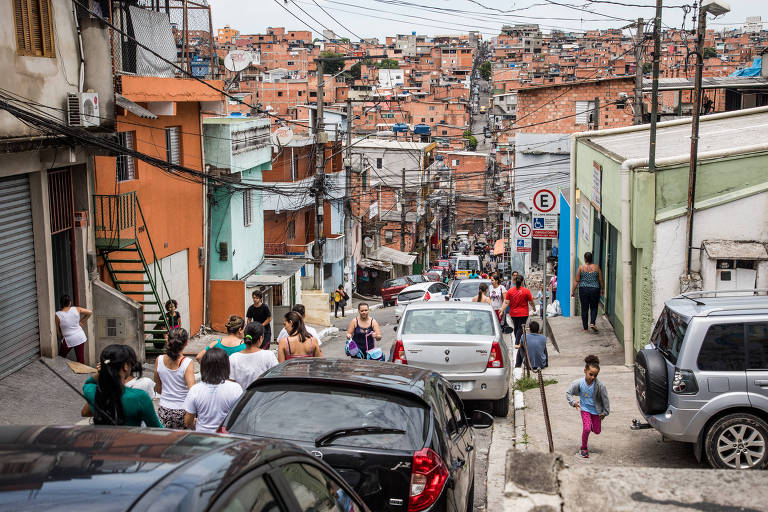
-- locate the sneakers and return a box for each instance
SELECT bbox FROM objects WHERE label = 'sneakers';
[579,448,589,458]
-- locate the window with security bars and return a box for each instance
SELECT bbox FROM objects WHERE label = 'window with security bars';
[117,132,136,182]
[13,0,55,57]
[165,127,182,165]
[243,189,253,226]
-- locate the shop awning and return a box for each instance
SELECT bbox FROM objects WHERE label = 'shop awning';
[370,246,417,266]
[246,258,307,286]
[702,240,768,260]
[357,258,393,273]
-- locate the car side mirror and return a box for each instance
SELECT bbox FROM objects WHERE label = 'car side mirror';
[393,325,398,332]
[470,410,494,429]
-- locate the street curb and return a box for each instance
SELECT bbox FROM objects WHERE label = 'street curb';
[316,327,339,346]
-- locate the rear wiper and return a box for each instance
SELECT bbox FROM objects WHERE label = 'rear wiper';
[314,426,406,447]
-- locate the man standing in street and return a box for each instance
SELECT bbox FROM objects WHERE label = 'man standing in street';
[246,290,272,350]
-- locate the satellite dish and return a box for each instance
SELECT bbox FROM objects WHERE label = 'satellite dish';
[517,202,531,215]
[224,50,252,72]
[271,126,294,147]
[364,236,374,248]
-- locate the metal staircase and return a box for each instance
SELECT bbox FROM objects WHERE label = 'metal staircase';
[93,192,172,352]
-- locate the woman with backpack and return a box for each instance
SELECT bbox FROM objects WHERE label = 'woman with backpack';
[334,284,349,318]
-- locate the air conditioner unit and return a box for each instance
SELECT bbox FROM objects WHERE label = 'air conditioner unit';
[67,92,100,127]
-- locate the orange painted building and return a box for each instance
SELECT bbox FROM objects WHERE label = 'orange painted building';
[94,76,224,334]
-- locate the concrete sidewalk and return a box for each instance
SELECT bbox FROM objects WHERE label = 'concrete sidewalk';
[495,313,768,511]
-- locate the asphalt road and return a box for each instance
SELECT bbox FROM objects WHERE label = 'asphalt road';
[324,301,498,512]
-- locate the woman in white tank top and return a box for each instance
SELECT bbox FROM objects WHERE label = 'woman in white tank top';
[55,295,92,364]
[153,328,195,429]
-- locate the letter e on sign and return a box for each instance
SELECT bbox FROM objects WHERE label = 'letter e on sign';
[533,189,556,213]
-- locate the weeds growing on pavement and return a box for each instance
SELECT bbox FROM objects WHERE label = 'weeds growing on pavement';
[514,376,557,392]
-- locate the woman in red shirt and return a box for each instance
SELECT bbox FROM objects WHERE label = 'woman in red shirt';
[501,275,536,366]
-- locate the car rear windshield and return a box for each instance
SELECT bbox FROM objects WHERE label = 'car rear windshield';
[402,308,495,336]
[409,275,426,283]
[384,277,408,288]
[452,281,486,298]
[228,383,427,451]
[399,290,426,302]
[650,306,689,364]
[457,259,479,271]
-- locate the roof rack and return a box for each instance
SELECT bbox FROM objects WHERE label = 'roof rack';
[677,289,768,300]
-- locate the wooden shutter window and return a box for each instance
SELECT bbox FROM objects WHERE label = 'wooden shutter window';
[13,0,56,57]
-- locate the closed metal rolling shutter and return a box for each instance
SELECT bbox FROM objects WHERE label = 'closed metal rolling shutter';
[0,175,39,378]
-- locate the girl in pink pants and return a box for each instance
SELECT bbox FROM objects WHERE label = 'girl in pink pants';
[566,354,610,458]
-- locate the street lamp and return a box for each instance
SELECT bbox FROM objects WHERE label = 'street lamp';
[684,0,730,278]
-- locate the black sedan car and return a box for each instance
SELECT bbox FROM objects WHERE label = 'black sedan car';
[0,425,369,512]
[221,358,493,512]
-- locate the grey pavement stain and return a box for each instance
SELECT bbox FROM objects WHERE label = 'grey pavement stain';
[631,492,762,512]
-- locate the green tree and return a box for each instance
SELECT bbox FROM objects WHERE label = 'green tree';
[376,59,400,69]
[466,135,478,151]
[479,61,492,81]
[702,47,717,59]
[320,51,344,75]
[348,62,361,81]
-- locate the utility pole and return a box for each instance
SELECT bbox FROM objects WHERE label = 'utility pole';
[312,58,326,290]
[648,0,662,174]
[401,167,407,252]
[685,2,727,275]
[344,97,353,294]
[634,17,645,125]
[593,97,600,130]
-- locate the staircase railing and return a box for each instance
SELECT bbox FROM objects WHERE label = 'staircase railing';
[93,192,173,338]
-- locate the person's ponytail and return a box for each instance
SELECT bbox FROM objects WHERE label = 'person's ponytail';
[167,327,188,360]
[94,344,136,425]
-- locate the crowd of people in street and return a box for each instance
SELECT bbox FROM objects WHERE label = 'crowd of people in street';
[58,242,608,455]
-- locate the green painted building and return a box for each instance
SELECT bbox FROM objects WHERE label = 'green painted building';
[203,117,272,280]
[571,106,768,360]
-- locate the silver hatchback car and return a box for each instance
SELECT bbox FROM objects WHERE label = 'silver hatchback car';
[391,302,510,417]
[635,290,768,469]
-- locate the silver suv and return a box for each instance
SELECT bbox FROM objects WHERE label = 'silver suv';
[635,290,768,469]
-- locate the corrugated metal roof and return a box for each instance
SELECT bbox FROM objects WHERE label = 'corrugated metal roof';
[642,76,768,92]
[370,246,417,266]
[584,108,768,162]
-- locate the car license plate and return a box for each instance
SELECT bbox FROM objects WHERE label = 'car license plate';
[452,383,463,391]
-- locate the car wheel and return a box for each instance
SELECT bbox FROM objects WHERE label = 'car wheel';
[704,413,768,469]
[491,391,510,417]
[465,480,475,512]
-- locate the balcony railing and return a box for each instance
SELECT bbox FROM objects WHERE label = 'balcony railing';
[110,0,218,83]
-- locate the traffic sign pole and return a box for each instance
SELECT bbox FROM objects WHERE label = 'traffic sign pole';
[533,189,558,338]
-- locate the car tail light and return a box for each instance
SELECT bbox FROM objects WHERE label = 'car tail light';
[408,448,449,512]
[392,339,408,364]
[672,368,699,395]
[487,341,503,368]
[423,291,431,301]
[395,297,399,306]
[216,424,229,434]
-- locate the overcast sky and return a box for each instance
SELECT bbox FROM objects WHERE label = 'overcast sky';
[209,0,763,42]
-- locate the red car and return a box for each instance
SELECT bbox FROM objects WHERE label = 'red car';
[380,276,413,306]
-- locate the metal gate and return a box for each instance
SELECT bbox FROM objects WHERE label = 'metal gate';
[0,175,39,378]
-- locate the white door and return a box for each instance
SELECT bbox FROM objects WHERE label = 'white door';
[147,250,190,333]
